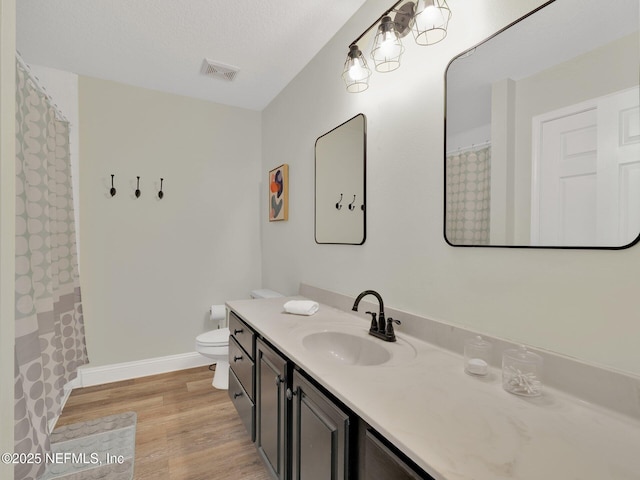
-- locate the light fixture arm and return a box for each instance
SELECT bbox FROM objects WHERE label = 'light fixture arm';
[349,0,408,48]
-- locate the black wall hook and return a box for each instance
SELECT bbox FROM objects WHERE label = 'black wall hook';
[348,194,357,211]
[135,176,141,198]
[335,193,343,210]
[110,174,116,197]
[158,178,164,199]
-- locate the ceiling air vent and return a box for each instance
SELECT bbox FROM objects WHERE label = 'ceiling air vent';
[200,58,239,82]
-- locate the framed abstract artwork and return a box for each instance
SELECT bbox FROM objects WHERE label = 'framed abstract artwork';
[269,164,289,221]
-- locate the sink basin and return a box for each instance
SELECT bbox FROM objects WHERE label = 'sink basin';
[302,331,391,366]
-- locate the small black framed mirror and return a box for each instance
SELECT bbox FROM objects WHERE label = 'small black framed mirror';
[315,114,367,245]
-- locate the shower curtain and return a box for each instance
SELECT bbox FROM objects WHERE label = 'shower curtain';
[445,145,491,245]
[14,57,88,480]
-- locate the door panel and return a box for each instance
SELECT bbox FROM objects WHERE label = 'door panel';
[532,88,640,246]
[291,371,349,480]
[256,339,288,480]
[299,397,335,479]
[535,108,598,245]
[364,430,426,480]
[598,91,640,245]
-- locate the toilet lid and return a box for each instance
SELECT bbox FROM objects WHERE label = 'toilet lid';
[196,328,229,346]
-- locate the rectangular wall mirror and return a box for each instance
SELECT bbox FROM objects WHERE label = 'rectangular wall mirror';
[315,114,366,245]
[445,0,639,248]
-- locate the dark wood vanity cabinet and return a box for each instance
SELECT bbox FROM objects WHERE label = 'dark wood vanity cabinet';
[229,310,255,359]
[256,338,290,480]
[228,309,430,480]
[363,430,427,480]
[255,338,351,480]
[290,370,350,480]
[228,311,256,441]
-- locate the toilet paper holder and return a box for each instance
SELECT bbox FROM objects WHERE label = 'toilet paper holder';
[210,304,227,327]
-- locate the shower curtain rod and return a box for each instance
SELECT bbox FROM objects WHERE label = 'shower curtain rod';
[446,140,491,156]
[16,51,70,124]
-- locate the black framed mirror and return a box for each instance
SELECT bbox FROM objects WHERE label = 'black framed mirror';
[444,0,639,249]
[315,114,366,245]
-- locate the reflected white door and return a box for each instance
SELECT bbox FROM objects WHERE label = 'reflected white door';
[531,88,640,246]
[598,88,640,245]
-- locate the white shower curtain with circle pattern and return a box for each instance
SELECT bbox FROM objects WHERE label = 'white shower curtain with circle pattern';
[445,145,491,245]
[14,57,89,480]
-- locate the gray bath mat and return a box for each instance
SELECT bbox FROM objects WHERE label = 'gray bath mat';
[43,411,136,480]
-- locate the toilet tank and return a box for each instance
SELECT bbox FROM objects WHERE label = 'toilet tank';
[250,289,284,299]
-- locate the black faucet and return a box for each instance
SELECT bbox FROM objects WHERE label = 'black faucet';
[352,290,401,342]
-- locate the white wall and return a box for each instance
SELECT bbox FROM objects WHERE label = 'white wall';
[79,76,262,366]
[0,0,16,477]
[261,0,640,376]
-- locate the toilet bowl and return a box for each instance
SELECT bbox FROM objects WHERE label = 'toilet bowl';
[196,290,283,390]
[195,328,230,389]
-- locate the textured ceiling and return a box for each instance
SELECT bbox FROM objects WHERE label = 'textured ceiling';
[17,0,368,111]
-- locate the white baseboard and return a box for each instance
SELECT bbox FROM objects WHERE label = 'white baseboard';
[76,352,213,388]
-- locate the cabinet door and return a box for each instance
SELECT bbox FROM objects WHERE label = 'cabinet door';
[291,371,350,480]
[364,430,429,480]
[256,339,289,480]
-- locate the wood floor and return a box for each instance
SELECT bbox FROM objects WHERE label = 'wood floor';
[57,366,271,480]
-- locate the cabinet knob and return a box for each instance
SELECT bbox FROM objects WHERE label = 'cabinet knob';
[233,355,243,362]
[286,388,297,401]
[233,328,244,335]
[233,392,243,399]
[275,375,284,386]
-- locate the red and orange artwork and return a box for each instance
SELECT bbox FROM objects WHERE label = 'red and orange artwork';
[269,164,289,221]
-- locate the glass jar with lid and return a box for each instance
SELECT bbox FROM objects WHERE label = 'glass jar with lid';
[464,335,492,376]
[502,345,543,396]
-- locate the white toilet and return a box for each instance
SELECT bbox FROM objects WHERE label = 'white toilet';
[195,327,230,389]
[196,289,283,390]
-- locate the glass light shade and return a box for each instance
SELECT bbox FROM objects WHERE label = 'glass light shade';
[371,16,404,73]
[342,45,372,93]
[412,0,451,46]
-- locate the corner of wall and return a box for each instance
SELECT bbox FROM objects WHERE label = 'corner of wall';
[0,0,16,477]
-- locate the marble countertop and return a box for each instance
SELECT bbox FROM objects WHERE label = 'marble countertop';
[227,297,640,480]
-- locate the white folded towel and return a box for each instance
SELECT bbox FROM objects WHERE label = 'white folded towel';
[284,300,319,316]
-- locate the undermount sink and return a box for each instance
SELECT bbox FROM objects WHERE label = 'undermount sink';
[302,331,391,366]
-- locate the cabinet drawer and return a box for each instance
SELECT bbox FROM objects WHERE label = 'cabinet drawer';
[230,336,255,399]
[229,311,254,358]
[229,369,255,441]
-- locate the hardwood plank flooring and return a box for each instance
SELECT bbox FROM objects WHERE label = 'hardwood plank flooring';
[57,366,271,480]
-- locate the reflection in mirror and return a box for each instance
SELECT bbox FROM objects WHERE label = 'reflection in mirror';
[315,114,366,245]
[445,0,640,248]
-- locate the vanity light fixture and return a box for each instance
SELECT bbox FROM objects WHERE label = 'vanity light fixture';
[371,16,404,72]
[342,45,372,93]
[343,0,451,93]
[412,0,451,45]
